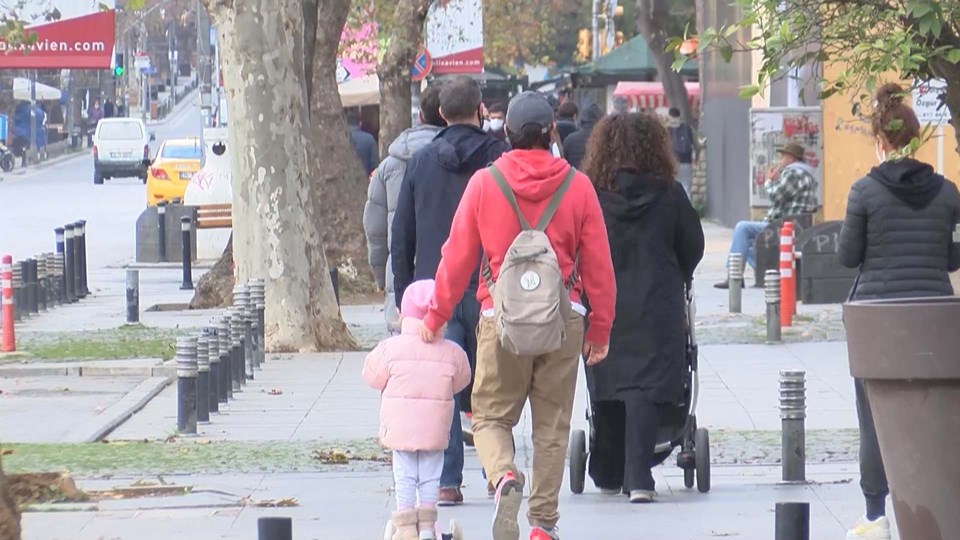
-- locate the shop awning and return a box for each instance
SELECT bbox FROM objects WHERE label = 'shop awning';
[339,74,379,107]
[613,81,701,110]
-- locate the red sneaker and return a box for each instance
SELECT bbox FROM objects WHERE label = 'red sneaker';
[492,472,522,540]
[530,526,560,540]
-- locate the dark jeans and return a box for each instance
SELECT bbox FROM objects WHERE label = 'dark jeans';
[440,291,479,488]
[855,379,889,519]
[588,400,663,492]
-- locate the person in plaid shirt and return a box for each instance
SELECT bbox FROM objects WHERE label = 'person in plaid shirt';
[715,141,818,289]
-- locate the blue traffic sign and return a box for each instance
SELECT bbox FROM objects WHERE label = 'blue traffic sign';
[411,48,432,81]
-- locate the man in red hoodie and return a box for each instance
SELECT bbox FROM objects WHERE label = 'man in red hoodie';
[419,92,616,540]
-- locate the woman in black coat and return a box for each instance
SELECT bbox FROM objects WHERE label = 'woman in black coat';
[838,83,960,540]
[581,112,705,503]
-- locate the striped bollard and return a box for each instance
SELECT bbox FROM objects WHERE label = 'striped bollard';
[218,316,232,402]
[779,222,796,327]
[728,253,743,314]
[765,269,781,343]
[176,337,199,435]
[206,326,220,413]
[196,335,210,424]
[1,256,15,352]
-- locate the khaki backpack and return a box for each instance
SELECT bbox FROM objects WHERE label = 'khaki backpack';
[482,164,579,356]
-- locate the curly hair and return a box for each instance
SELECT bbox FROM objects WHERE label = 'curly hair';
[581,112,677,191]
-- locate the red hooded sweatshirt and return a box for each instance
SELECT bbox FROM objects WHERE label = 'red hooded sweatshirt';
[424,149,616,346]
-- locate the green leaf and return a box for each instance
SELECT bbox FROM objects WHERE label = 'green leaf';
[738,85,761,99]
[720,43,734,63]
[947,49,960,64]
[671,56,688,72]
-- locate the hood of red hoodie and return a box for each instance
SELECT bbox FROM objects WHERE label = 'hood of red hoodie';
[495,149,573,202]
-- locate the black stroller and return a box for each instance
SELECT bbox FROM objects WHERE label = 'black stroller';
[569,283,711,494]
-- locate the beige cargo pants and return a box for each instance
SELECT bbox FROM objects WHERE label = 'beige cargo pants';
[471,313,584,529]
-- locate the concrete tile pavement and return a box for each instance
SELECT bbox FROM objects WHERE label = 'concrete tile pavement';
[21,464,899,539]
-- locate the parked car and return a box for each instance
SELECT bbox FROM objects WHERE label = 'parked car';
[145,137,203,206]
[93,118,154,184]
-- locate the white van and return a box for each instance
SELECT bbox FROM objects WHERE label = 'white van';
[92,118,154,184]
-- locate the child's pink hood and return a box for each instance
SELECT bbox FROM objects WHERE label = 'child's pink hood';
[362,318,471,452]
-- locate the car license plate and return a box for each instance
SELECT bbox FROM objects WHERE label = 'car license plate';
[109,152,133,159]
[179,172,193,180]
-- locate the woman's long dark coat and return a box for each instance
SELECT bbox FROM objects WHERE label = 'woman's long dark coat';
[586,170,705,405]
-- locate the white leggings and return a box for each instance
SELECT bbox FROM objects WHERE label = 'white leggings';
[392,450,444,510]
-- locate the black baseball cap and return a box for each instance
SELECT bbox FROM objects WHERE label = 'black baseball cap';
[506,91,555,134]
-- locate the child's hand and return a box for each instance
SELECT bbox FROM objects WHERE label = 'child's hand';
[418,323,440,343]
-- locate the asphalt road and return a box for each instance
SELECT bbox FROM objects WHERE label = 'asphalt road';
[0,93,202,271]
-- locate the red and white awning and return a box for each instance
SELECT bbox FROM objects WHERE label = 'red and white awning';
[613,82,701,111]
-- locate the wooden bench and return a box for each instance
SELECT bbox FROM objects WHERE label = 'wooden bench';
[196,203,232,230]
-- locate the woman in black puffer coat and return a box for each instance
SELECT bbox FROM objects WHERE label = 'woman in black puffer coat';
[581,112,704,503]
[838,83,960,540]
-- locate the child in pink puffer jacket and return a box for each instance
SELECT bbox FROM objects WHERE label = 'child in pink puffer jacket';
[363,279,471,540]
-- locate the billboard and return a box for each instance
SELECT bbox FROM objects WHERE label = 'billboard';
[0,1,116,69]
[426,0,483,75]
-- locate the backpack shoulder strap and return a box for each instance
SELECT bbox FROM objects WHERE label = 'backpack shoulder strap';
[535,167,578,231]
[488,165,531,231]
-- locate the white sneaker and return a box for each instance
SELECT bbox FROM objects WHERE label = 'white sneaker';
[629,490,656,503]
[600,487,622,496]
[846,516,891,540]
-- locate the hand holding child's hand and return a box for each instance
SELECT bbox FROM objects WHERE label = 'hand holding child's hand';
[418,323,440,343]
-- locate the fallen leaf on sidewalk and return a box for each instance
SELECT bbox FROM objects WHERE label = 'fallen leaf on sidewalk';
[94,406,106,413]
[54,387,70,393]
[266,388,283,395]
[241,497,299,508]
[1,448,13,455]
[312,448,392,465]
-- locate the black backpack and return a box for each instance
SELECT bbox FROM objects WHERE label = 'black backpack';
[670,123,693,157]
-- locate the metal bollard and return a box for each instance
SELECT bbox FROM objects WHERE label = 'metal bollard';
[780,370,806,483]
[11,262,21,322]
[71,223,83,299]
[180,216,194,290]
[727,253,743,313]
[249,279,266,368]
[258,517,293,540]
[230,309,244,391]
[126,270,139,323]
[45,254,58,306]
[54,227,65,302]
[196,336,210,424]
[54,252,65,305]
[63,224,76,303]
[218,316,232,402]
[765,270,782,343]
[774,502,810,540]
[36,257,47,312]
[26,259,37,314]
[75,221,88,296]
[176,336,198,435]
[2,256,15,352]
[233,285,252,380]
[206,327,220,413]
[157,201,168,263]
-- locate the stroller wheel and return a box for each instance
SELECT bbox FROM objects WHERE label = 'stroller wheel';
[569,429,587,494]
[695,428,711,493]
[683,467,695,489]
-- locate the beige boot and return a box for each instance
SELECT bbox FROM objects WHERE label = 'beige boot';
[417,507,438,539]
[391,509,420,540]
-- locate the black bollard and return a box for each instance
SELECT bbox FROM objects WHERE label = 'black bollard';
[25,259,37,314]
[54,228,67,304]
[75,221,88,296]
[250,278,266,367]
[126,270,139,323]
[45,254,58,306]
[196,336,210,424]
[218,316,232,402]
[63,224,76,303]
[157,202,168,263]
[258,517,293,540]
[234,284,253,380]
[780,370,807,483]
[329,266,340,306]
[11,262,21,322]
[206,327,220,414]
[36,257,47,312]
[71,224,83,299]
[54,253,65,305]
[230,309,244,390]
[176,337,198,434]
[180,216,194,290]
[774,502,810,540]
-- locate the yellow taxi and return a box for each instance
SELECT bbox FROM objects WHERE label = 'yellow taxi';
[145,138,204,206]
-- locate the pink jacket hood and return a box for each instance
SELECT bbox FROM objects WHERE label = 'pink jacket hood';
[362,318,471,452]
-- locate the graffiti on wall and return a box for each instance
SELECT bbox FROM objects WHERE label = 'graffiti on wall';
[749,107,823,208]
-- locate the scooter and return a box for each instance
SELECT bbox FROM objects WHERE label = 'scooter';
[0,142,14,172]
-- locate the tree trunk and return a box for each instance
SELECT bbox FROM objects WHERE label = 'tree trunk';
[189,235,234,310]
[377,0,434,158]
[204,0,355,351]
[636,0,696,127]
[308,0,376,294]
[0,457,21,540]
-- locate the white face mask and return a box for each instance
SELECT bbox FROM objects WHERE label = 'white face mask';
[489,118,504,132]
[875,140,887,164]
[551,142,562,158]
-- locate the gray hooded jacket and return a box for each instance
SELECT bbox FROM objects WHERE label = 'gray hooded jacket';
[363,124,441,330]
